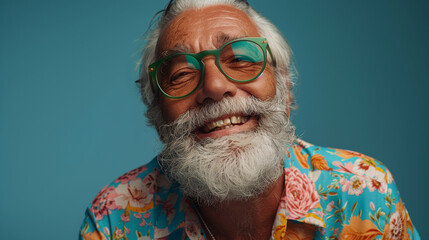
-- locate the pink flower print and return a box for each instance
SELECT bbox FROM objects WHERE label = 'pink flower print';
[353,159,377,177]
[139,219,147,227]
[143,169,159,194]
[115,165,147,184]
[156,193,178,224]
[181,199,199,224]
[366,178,387,194]
[138,216,151,227]
[103,227,110,236]
[134,213,142,219]
[138,212,152,226]
[370,201,375,211]
[89,185,119,220]
[326,201,335,212]
[121,214,130,222]
[284,167,320,220]
[386,168,394,184]
[339,177,351,192]
[340,176,366,196]
[332,161,356,174]
[114,179,153,212]
[156,171,172,189]
[347,158,389,194]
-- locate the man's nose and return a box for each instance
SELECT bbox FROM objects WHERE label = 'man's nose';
[195,58,237,104]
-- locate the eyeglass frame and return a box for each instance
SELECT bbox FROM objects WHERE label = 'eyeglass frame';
[148,37,274,99]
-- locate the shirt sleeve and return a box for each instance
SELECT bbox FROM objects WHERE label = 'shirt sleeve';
[306,145,421,239]
[79,209,109,240]
[334,160,420,239]
[381,170,420,239]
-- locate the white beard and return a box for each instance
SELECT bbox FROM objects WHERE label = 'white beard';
[157,94,295,206]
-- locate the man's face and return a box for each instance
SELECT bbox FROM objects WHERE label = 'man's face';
[156,5,277,138]
[154,5,294,205]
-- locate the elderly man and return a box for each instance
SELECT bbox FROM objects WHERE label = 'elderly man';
[80,0,419,239]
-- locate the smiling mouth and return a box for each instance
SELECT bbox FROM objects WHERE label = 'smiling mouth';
[200,114,252,133]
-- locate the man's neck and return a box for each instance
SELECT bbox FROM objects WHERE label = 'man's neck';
[195,174,284,240]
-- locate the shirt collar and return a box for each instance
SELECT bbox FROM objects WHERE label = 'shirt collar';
[283,140,326,228]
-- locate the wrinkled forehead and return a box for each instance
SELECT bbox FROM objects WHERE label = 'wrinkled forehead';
[156,4,260,56]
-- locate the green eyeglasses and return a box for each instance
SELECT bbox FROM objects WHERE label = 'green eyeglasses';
[148,37,272,99]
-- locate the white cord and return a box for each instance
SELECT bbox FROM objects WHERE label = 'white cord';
[194,205,216,240]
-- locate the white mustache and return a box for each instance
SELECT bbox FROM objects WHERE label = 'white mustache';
[158,95,286,141]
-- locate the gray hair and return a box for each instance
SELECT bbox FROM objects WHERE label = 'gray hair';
[137,0,296,129]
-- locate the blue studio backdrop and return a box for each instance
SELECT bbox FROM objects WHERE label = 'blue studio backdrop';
[1,0,428,239]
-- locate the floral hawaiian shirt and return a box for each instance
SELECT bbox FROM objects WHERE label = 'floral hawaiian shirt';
[79,139,420,239]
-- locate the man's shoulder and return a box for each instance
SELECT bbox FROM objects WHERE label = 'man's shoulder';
[286,139,394,196]
[86,156,175,222]
[288,139,392,177]
[284,140,419,238]
[81,157,190,239]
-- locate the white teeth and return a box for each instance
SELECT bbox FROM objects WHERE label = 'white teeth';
[224,118,231,125]
[203,115,251,133]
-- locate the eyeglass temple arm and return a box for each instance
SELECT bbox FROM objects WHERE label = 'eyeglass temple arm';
[266,45,276,67]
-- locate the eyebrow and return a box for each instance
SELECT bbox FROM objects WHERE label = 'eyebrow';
[214,33,245,48]
[158,44,192,60]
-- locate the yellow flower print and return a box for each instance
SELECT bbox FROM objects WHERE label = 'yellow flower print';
[331,148,375,161]
[81,232,106,240]
[80,223,107,240]
[292,146,309,169]
[382,200,412,240]
[339,216,382,239]
[310,154,332,171]
[304,213,325,227]
[273,213,287,240]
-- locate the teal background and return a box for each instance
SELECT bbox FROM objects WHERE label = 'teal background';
[1,0,427,238]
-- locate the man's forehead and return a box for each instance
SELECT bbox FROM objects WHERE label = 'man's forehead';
[156,4,259,57]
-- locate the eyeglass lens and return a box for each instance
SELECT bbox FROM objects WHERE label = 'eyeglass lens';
[157,40,264,98]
